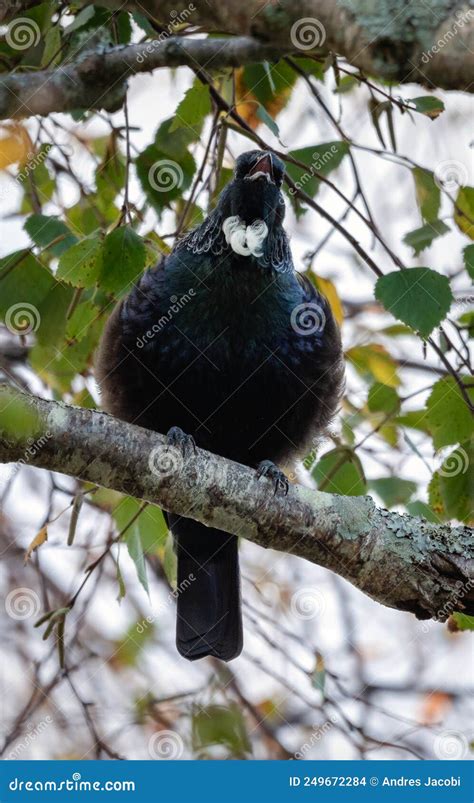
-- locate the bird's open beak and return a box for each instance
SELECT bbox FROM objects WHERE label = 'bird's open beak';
[244,153,275,184]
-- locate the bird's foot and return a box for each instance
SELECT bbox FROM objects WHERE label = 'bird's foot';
[166,426,197,458]
[256,460,289,496]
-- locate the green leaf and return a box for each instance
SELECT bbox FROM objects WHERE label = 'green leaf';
[435,440,473,523]
[41,24,61,67]
[405,500,441,523]
[57,236,103,288]
[136,123,196,214]
[346,344,400,387]
[66,301,100,342]
[451,613,474,631]
[454,186,474,240]
[0,251,70,344]
[369,477,417,508]
[163,532,177,590]
[24,214,77,256]
[396,408,430,433]
[368,382,400,414]
[242,60,297,106]
[286,142,349,203]
[426,377,474,449]
[412,168,440,223]
[120,516,149,595]
[169,82,211,135]
[408,96,445,119]
[36,281,73,346]
[0,388,41,441]
[256,104,279,137]
[463,244,474,280]
[192,704,251,758]
[403,220,449,256]
[112,620,154,667]
[99,227,145,296]
[64,4,96,33]
[312,447,367,496]
[375,268,453,337]
[312,652,326,695]
[31,319,103,393]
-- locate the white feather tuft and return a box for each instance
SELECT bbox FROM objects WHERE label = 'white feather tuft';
[222,216,268,259]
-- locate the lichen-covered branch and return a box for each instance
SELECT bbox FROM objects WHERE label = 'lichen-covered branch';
[1,386,472,622]
[0,37,282,120]
[0,0,472,120]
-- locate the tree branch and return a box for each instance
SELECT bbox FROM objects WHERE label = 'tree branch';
[1,386,473,622]
[0,0,473,120]
[0,37,283,120]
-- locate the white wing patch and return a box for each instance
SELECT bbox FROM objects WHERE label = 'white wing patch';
[222,216,268,258]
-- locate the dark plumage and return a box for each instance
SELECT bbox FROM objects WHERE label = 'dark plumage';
[96,150,344,662]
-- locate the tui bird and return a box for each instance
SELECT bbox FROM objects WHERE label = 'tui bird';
[96,150,344,662]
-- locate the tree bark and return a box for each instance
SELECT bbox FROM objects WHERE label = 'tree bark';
[0,0,472,121]
[1,386,472,622]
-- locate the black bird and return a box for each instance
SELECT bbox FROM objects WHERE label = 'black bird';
[96,150,344,662]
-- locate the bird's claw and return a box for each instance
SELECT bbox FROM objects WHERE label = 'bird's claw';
[256,460,289,496]
[166,426,197,458]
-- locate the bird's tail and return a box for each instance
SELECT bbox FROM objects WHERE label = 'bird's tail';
[167,513,243,661]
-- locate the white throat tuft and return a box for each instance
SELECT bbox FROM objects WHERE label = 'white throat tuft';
[222,216,268,258]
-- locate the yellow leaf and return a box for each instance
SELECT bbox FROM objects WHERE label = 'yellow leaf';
[24,525,48,564]
[314,275,344,326]
[234,68,290,131]
[346,344,400,388]
[0,124,33,170]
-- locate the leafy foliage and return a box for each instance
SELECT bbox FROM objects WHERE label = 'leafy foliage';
[0,5,472,758]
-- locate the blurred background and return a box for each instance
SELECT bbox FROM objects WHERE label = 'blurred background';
[0,5,473,761]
